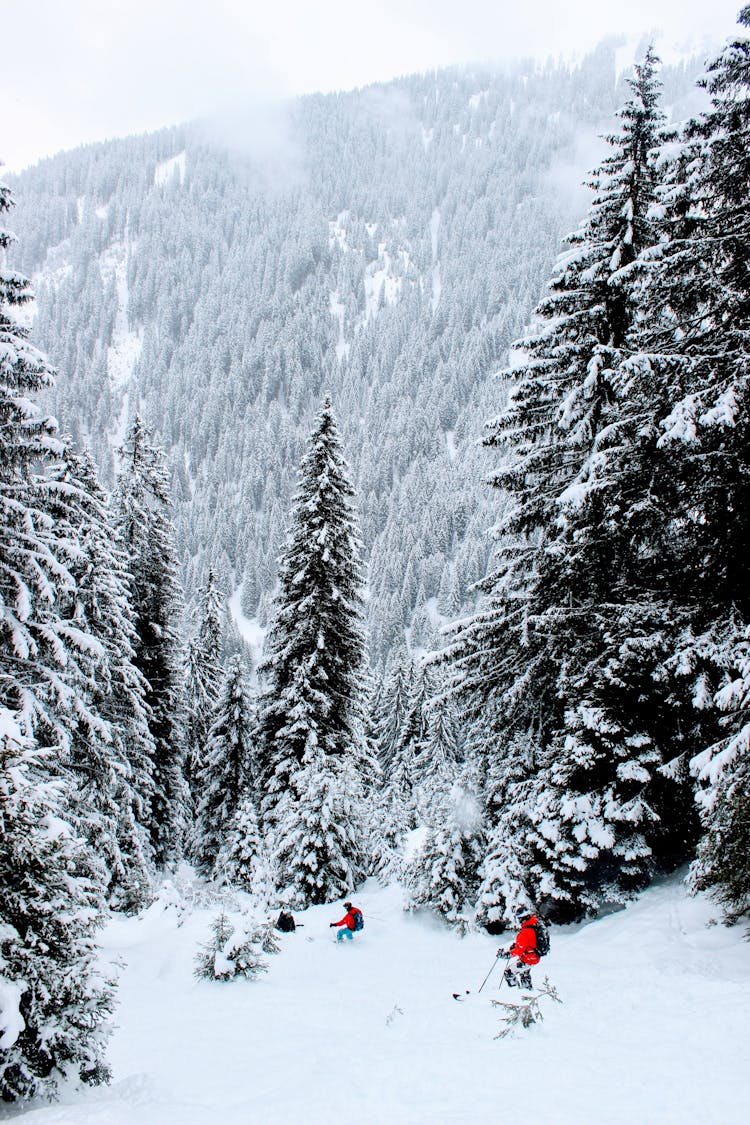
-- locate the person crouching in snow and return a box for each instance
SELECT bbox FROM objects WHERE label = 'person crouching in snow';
[330,901,360,941]
[499,910,541,989]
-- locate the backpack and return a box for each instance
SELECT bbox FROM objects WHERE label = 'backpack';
[276,911,296,933]
[351,908,364,932]
[531,919,550,957]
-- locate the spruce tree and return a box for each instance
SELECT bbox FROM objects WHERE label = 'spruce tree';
[194,655,256,875]
[415,685,462,821]
[448,52,679,921]
[0,180,103,753]
[1,180,153,910]
[215,790,273,900]
[635,8,750,917]
[405,772,482,927]
[114,416,188,866]
[0,183,115,1100]
[51,445,155,911]
[184,569,224,803]
[0,711,114,1101]
[259,398,369,906]
[374,649,414,772]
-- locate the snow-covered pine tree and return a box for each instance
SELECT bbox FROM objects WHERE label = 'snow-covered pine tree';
[394,662,433,797]
[215,789,273,900]
[634,8,750,918]
[114,416,188,866]
[50,444,155,912]
[688,617,750,921]
[258,398,370,906]
[447,52,678,922]
[184,569,223,803]
[194,655,256,876]
[0,181,116,1100]
[473,730,540,930]
[371,689,423,874]
[414,683,462,821]
[0,180,104,765]
[373,649,414,773]
[368,651,415,877]
[515,52,692,920]
[0,710,114,1102]
[404,774,483,928]
[194,910,274,982]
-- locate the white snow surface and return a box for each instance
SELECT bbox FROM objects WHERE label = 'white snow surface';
[99,242,142,388]
[329,290,349,360]
[228,584,266,665]
[154,152,186,187]
[10,875,750,1124]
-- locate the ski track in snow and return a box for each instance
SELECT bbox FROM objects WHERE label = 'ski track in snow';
[7,877,750,1125]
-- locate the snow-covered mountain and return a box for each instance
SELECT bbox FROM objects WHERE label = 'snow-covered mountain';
[8,48,704,665]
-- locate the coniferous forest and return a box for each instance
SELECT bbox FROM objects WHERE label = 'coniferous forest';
[1,7,750,1104]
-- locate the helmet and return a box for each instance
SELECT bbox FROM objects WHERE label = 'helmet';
[344,901,353,909]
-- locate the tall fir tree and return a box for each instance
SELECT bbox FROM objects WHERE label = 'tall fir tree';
[0,181,104,757]
[114,416,188,866]
[50,445,155,911]
[215,788,273,900]
[194,655,256,876]
[0,711,114,1102]
[404,765,483,928]
[414,683,462,822]
[374,649,414,773]
[447,52,683,922]
[634,8,750,918]
[258,398,370,906]
[184,568,223,803]
[0,182,114,1101]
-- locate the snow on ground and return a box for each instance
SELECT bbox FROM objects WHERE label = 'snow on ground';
[7,875,750,1125]
[468,91,488,110]
[329,290,349,361]
[99,242,142,389]
[154,153,186,188]
[228,585,266,667]
[445,429,457,461]
[363,246,407,321]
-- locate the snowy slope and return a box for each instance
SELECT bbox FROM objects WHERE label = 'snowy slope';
[11,876,750,1125]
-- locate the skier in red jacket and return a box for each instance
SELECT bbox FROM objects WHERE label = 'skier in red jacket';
[329,901,361,942]
[499,911,541,989]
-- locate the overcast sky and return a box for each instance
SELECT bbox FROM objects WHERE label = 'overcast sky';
[1,0,744,172]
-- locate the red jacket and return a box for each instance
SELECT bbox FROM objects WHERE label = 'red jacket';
[332,907,359,930]
[509,915,541,965]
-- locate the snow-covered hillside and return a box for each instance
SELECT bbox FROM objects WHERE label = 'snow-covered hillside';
[10,876,749,1125]
[8,51,704,662]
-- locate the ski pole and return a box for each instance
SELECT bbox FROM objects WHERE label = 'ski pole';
[477,950,509,994]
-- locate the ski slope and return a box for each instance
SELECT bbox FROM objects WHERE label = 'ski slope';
[11,875,750,1125]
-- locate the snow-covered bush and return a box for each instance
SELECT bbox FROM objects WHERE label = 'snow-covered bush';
[194,912,278,982]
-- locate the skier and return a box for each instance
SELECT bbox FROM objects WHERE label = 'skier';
[329,901,361,941]
[499,910,542,989]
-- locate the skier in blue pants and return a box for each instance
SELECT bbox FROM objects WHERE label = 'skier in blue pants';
[329,901,360,941]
